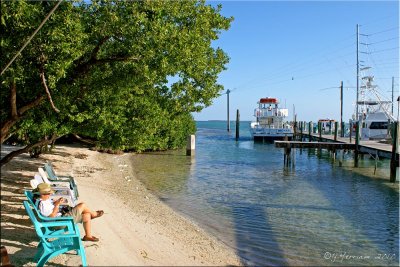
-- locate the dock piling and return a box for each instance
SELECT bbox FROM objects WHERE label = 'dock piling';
[235,109,240,141]
[355,121,360,167]
[334,121,338,141]
[318,122,322,141]
[186,135,195,156]
[390,122,399,182]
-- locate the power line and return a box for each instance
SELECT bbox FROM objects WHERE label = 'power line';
[1,0,63,76]
[370,47,399,54]
[368,26,399,36]
[369,37,399,45]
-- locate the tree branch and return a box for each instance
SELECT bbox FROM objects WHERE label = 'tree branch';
[1,94,46,144]
[72,133,97,145]
[18,95,46,115]
[0,134,58,166]
[40,71,60,113]
[91,36,112,60]
[68,36,139,83]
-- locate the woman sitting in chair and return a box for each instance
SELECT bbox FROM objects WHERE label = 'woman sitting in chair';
[35,183,104,242]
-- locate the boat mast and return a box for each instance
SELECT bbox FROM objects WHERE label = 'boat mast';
[356,24,360,122]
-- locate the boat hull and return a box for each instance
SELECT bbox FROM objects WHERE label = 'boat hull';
[253,135,293,142]
[250,126,294,142]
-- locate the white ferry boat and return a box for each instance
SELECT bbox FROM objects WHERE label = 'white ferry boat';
[250,97,293,141]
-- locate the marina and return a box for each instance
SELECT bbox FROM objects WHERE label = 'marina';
[131,121,399,266]
[273,120,398,181]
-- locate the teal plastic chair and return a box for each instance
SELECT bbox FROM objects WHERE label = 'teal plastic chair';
[43,162,79,198]
[23,201,87,266]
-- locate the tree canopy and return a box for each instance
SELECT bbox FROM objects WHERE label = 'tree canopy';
[0,0,232,164]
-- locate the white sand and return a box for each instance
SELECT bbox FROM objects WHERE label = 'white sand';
[0,144,242,266]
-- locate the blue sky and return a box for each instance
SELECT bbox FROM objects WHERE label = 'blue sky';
[193,1,399,122]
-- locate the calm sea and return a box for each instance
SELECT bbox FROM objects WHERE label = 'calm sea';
[130,121,399,266]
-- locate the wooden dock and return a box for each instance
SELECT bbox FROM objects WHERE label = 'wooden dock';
[274,123,399,182]
[290,134,397,160]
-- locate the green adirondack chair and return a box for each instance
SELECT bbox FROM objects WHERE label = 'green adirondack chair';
[43,162,79,198]
[23,200,87,267]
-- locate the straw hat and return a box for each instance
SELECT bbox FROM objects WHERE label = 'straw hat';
[37,183,54,195]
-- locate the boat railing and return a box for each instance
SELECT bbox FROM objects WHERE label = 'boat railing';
[254,108,289,118]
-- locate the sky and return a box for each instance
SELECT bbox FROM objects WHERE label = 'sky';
[192,0,399,122]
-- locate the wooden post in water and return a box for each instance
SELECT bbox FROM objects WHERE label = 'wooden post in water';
[300,121,303,141]
[349,122,352,143]
[308,121,312,142]
[235,109,240,141]
[354,121,360,167]
[318,121,322,141]
[284,135,291,167]
[334,121,338,141]
[341,122,345,138]
[390,122,398,182]
[186,135,195,156]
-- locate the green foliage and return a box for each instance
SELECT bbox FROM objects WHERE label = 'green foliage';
[1,0,231,152]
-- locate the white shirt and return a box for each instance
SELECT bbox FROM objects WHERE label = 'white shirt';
[37,198,62,217]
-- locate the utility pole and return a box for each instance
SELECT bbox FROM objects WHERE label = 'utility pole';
[340,81,344,137]
[356,24,360,122]
[227,89,230,132]
[392,76,394,116]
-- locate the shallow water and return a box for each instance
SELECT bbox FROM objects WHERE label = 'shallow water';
[130,121,399,266]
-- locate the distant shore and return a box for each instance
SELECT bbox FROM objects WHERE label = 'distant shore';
[0,144,242,266]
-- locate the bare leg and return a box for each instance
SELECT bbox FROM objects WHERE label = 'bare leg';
[82,213,92,237]
[75,202,98,218]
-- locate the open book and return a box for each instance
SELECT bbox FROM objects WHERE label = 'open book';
[50,194,74,207]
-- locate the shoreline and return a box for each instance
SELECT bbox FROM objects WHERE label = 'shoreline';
[0,143,242,266]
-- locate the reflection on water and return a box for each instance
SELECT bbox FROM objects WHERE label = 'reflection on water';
[129,121,399,266]
[130,150,193,196]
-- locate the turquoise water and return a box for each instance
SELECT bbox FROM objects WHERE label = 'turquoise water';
[130,121,399,266]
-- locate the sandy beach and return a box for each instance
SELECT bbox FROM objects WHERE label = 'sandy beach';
[1,143,242,266]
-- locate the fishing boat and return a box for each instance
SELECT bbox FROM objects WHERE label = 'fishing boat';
[350,75,394,140]
[352,100,392,140]
[250,97,293,141]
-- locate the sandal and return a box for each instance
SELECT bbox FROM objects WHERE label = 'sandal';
[82,236,99,242]
[94,210,104,218]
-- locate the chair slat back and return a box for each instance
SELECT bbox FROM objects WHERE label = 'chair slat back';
[30,179,39,189]
[38,168,51,184]
[44,163,57,180]
[43,163,79,199]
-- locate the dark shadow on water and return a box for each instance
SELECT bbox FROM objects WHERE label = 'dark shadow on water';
[301,149,399,263]
[232,204,288,266]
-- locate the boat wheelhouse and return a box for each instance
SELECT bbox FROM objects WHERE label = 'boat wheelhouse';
[250,97,293,141]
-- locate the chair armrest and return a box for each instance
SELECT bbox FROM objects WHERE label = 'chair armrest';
[50,181,71,187]
[43,232,80,239]
[40,220,77,233]
[39,214,74,221]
